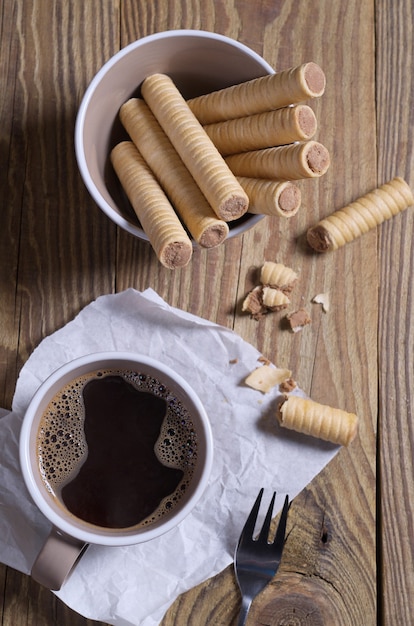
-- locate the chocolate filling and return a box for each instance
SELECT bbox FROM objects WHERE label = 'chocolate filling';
[297,105,317,139]
[304,62,326,96]
[307,225,333,252]
[279,185,301,214]
[306,143,330,175]
[221,193,249,220]
[162,241,193,269]
[199,223,229,248]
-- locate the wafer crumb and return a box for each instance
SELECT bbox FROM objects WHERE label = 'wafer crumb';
[286,308,312,332]
[245,364,292,393]
[312,292,330,312]
[279,377,297,392]
[242,285,265,319]
[258,355,271,366]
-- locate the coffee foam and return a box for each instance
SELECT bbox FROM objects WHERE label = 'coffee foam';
[36,368,198,529]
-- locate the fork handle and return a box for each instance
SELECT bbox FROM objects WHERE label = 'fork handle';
[237,596,252,626]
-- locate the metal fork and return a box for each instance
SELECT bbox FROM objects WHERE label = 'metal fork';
[234,489,290,625]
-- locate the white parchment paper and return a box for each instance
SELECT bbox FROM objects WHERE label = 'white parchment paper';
[0,288,338,625]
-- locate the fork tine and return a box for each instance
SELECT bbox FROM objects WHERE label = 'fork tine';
[273,494,290,547]
[234,490,290,626]
[238,488,264,543]
[257,491,276,543]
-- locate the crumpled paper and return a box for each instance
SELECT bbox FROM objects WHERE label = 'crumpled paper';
[0,288,338,625]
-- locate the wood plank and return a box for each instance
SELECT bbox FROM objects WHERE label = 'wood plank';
[11,0,119,367]
[1,1,118,624]
[0,0,25,408]
[0,0,380,624]
[376,1,414,624]
[160,0,377,622]
[234,2,378,622]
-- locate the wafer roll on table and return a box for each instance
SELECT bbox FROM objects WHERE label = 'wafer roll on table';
[225,141,330,180]
[277,395,358,446]
[120,98,229,248]
[110,141,193,269]
[307,177,414,252]
[238,178,301,217]
[141,73,249,222]
[203,105,317,156]
[187,62,326,124]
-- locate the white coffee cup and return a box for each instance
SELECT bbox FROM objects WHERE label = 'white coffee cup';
[20,352,213,590]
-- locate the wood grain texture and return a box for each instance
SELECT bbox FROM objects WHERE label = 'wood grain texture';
[376,1,414,625]
[0,1,117,624]
[3,0,413,624]
[160,0,379,622]
[0,0,24,408]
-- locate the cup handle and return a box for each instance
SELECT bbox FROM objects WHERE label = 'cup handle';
[31,527,88,590]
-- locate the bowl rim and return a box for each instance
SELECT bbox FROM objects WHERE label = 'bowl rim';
[74,29,274,241]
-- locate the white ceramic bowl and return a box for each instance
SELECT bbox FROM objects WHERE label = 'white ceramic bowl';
[75,30,274,243]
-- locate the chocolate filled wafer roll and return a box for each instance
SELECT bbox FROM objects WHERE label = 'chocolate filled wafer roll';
[238,178,301,217]
[225,142,330,180]
[120,98,229,248]
[307,177,414,252]
[111,141,193,269]
[203,105,317,156]
[187,62,326,124]
[141,73,249,222]
[277,395,358,446]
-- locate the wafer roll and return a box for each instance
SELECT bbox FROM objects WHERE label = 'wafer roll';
[141,73,249,221]
[203,105,317,156]
[225,142,330,180]
[307,177,414,252]
[277,395,358,446]
[238,178,301,217]
[120,98,229,247]
[111,141,192,269]
[187,62,326,124]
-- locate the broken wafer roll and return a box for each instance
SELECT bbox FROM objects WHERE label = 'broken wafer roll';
[110,141,193,269]
[260,261,298,291]
[120,98,229,248]
[242,285,290,318]
[238,178,301,217]
[225,142,330,180]
[262,287,290,310]
[141,73,249,222]
[277,395,358,446]
[203,105,317,156]
[242,285,265,319]
[187,62,326,124]
[307,177,414,252]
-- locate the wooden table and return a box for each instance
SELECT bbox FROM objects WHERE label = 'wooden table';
[1,1,413,624]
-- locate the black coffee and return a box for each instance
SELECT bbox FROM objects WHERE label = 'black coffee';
[37,369,198,529]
